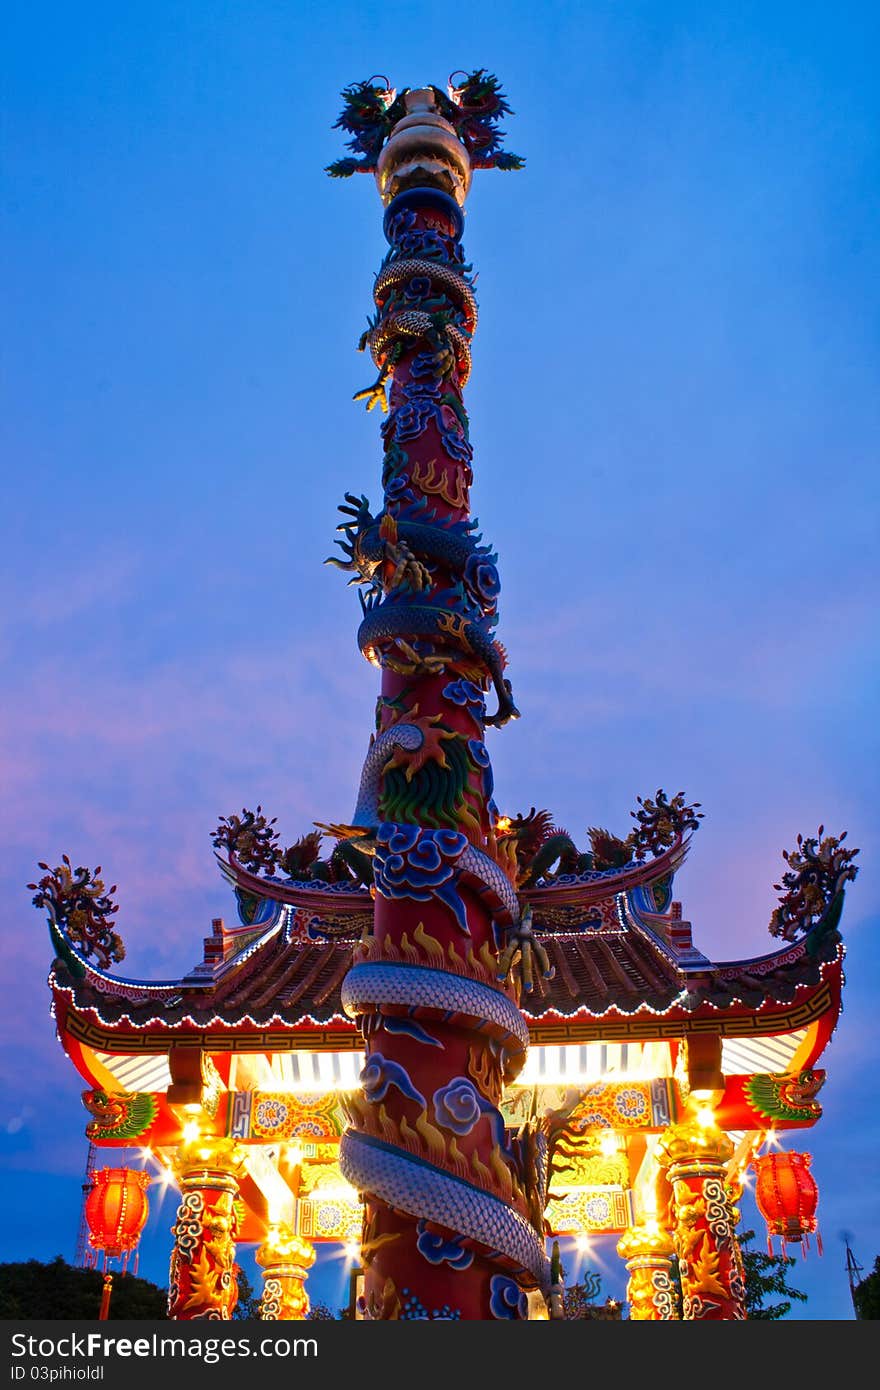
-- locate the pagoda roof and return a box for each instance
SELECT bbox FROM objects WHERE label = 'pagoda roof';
[48,878,845,1062]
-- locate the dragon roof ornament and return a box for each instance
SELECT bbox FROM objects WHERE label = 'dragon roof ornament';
[769,827,859,946]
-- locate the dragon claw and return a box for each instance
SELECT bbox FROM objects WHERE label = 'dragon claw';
[485,679,520,728]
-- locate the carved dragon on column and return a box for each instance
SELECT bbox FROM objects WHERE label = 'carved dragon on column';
[325,73,554,1320]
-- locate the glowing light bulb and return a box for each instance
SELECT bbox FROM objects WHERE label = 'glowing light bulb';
[153,1163,175,1192]
[182,1120,201,1143]
[267,1196,287,1227]
[599,1130,619,1157]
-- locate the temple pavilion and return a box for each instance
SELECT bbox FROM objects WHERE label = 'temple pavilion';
[35,71,857,1321]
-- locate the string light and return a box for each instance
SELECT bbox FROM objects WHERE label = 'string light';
[598,1130,619,1157]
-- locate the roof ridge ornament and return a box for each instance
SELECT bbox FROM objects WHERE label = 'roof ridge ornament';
[769,826,859,943]
[29,855,124,971]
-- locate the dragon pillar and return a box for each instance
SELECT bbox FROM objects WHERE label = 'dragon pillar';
[328,75,549,1320]
[168,1137,246,1321]
[655,1116,747,1320]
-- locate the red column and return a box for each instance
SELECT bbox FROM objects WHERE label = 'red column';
[656,1117,746,1320]
[168,1137,245,1320]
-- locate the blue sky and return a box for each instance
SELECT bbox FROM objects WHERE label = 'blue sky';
[2,1,878,1319]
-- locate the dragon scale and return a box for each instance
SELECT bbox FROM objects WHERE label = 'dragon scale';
[357,604,517,728]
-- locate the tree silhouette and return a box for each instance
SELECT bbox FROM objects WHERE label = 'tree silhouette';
[739,1229,808,1319]
[853,1256,880,1319]
[305,1301,341,1320]
[0,1256,167,1320]
[231,1267,261,1320]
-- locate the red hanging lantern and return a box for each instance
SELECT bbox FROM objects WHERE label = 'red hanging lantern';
[751,1150,822,1257]
[85,1167,151,1272]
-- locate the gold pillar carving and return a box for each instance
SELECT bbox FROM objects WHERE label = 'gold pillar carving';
[656,1116,746,1321]
[168,1136,246,1320]
[256,1225,316,1320]
[616,1223,678,1320]
[725,1172,748,1304]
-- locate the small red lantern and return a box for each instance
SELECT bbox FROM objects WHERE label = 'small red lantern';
[751,1150,822,1257]
[85,1167,151,1272]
